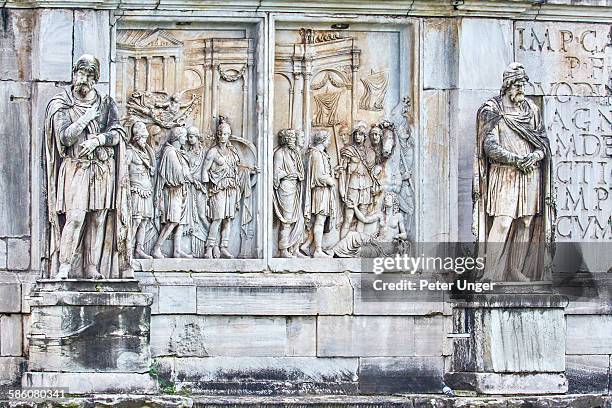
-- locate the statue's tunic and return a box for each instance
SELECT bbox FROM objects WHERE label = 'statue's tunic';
[206,145,240,220]
[341,144,375,206]
[187,146,208,219]
[305,147,336,218]
[484,111,542,218]
[127,144,155,218]
[157,143,191,224]
[273,146,305,250]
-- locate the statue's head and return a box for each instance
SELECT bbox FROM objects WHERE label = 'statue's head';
[369,124,383,146]
[338,122,351,145]
[278,128,297,149]
[384,191,400,213]
[187,126,202,145]
[295,129,305,149]
[312,129,330,149]
[131,121,149,149]
[501,62,528,104]
[216,116,232,143]
[72,54,100,98]
[169,126,188,147]
[352,121,368,144]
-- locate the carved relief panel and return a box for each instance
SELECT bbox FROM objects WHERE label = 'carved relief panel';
[114,24,262,260]
[272,23,417,259]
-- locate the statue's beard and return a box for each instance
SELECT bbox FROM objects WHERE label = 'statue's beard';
[74,80,94,97]
[509,91,525,104]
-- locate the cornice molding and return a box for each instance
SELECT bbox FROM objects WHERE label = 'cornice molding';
[3,0,612,22]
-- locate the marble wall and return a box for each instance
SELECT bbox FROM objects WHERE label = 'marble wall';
[0,1,610,396]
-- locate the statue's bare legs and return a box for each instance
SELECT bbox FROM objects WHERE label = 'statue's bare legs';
[83,210,107,279]
[508,215,532,281]
[152,222,176,259]
[57,209,87,279]
[132,216,152,259]
[481,215,513,282]
[313,214,332,258]
[219,219,233,259]
[340,208,355,240]
[205,219,223,259]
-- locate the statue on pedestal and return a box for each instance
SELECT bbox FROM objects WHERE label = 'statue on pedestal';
[44,54,132,279]
[126,121,156,259]
[185,126,210,256]
[152,126,194,259]
[473,62,555,282]
[273,129,305,258]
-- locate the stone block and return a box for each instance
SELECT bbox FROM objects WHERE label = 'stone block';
[0,356,24,386]
[19,272,38,313]
[423,18,458,90]
[0,314,23,356]
[0,239,6,269]
[414,316,444,356]
[457,18,513,90]
[159,285,196,314]
[567,315,612,354]
[0,81,31,237]
[195,273,352,315]
[0,273,21,313]
[74,10,110,83]
[566,354,610,394]
[0,9,34,81]
[160,356,358,395]
[444,372,568,395]
[317,316,414,357]
[7,238,30,270]
[350,273,444,315]
[359,357,444,394]
[22,372,157,394]
[150,315,315,357]
[31,9,73,81]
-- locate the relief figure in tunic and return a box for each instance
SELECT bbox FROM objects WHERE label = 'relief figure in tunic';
[44,54,131,279]
[302,130,337,258]
[473,62,555,282]
[273,129,306,258]
[202,117,242,259]
[338,121,377,239]
[152,126,194,259]
[126,121,156,259]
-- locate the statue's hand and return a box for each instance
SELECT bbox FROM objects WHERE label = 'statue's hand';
[83,105,100,123]
[79,138,100,157]
[345,199,355,209]
[518,153,538,173]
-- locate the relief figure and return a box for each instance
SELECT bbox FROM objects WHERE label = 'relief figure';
[185,126,210,256]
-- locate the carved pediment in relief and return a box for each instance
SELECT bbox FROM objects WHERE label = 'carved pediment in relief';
[117,29,184,51]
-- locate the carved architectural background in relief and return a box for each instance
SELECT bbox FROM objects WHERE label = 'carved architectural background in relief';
[273,26,415,258]
[114,28,260,259]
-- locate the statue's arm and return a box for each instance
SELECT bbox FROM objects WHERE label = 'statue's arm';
[395,214,408,240]
[483,126,521,165]
[272,151,287,188]
[201,150,215,183]
[56,109,91,147]
[352,205,381,225]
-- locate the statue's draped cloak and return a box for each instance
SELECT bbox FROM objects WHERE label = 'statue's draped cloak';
[43,87,132,278]
[273,146,305,250]
[473,96,556,280]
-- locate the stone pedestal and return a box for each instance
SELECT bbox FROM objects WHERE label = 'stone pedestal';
[444,291,568,395]
[22,280,157,394]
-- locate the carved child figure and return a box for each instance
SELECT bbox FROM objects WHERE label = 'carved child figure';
[152,126,194,259]
[126,121,156,259]
[273,129,305,258]
[302,129,337,258]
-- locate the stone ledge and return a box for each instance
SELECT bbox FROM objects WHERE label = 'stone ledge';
[444,372,569,395]
[1,394,611,407]
[22,372,158,395]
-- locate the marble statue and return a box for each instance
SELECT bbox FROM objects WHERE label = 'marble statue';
[473,62,555,282]
[185,125,210,256]
[202,116,257,259]
[152,126,194,259]
[338,122,351,147]
[273,129,306,258]
[338,121,377,239]
[126,121,156,259]
[44,54,132,279]
[302,129,337,258]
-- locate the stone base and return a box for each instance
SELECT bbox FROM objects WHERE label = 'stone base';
[22,372,158,394]
[444,372,568,395]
